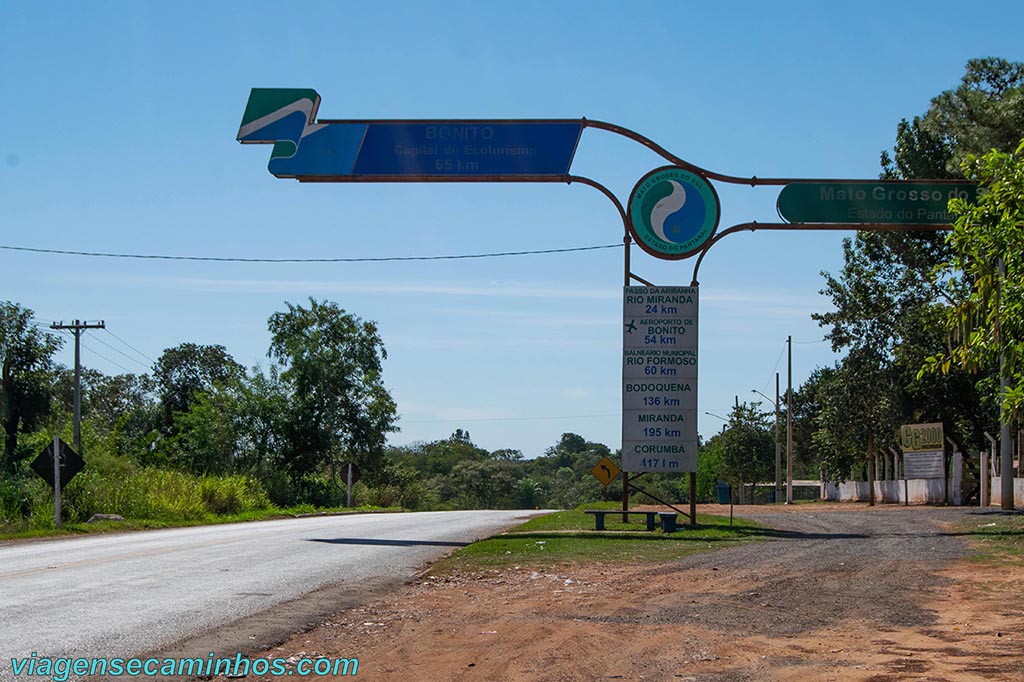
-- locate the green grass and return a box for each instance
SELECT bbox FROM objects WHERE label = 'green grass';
[0,504,401,542]
[431,501,764,572]
[960,513,1024,565]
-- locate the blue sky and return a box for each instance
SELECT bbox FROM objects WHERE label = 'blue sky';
[3,2,1022,457]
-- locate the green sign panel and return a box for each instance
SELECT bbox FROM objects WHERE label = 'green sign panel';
[777,182,976,225]
[628,167,721,260]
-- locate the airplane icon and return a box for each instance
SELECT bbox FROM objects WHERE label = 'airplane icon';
[625,320,637,334]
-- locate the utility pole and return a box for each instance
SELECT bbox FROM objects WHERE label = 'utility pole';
[50,319,105,452]
[786,335,793,504]
[775,373,781,503]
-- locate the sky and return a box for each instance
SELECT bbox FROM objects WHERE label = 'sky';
[3,2,1023,458]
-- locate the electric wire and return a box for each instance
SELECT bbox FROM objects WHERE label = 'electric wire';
[103,328,157,363]
[85,331,150,369]
[79,339,134,374]
[400,413,619,424]
[0,242,623,263]
[760,340,788,395]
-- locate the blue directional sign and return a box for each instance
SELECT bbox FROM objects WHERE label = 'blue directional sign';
[237,89,583,179]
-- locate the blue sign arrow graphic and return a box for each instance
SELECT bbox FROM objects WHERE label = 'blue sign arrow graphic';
[238,89,584,180]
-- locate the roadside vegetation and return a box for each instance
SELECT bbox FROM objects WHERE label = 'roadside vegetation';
[961,514,1024,565]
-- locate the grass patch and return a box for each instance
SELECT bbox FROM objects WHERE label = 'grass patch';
[0,504,400,542]
[432,501,764,572]
[960,513,1024,565]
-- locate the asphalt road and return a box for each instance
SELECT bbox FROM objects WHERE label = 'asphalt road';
[0,510,539,665]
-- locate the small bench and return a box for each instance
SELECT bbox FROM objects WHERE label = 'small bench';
[584,509,659,531]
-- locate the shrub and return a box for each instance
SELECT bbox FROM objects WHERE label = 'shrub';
[199,475,271,515]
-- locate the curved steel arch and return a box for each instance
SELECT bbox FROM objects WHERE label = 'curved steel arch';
[687,222,953,285]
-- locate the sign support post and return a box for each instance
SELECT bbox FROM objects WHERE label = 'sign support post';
[52,434,60,529]
[622,234,631,523]
[346,462,353,508]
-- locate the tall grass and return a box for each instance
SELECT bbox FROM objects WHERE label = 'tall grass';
[3,448,275,531]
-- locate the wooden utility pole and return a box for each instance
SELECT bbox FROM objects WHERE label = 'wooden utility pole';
[51,320,105,452]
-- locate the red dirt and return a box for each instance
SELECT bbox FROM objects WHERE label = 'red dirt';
[209,505,1024,682]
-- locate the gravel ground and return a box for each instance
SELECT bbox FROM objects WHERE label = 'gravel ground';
[623,506,975,636]
[202,505,1024,682]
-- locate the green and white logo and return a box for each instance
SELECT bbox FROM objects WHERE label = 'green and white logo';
[628,167,721,260]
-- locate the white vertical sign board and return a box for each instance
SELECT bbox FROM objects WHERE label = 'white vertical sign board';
[622,286,698,472]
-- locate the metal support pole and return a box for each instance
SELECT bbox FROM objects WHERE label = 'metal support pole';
[52,435,61,529]
[622,231,631,523]
[786,336,793,504]
[346,461,353,508]
[689,472,697,526]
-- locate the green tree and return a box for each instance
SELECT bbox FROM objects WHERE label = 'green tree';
[449,459,519,509]
[882,57,1024,180]
[925,141,1024,422]
[167,387,240,475]
[695,434,723,502]
[268,299,398,485]
[810,58,1024,475]
[91,372,155,433]
[1,302,63,471]
[814,237,922,484]
[394,431,490,478]
[720,401,774,501]
[153,343,242,431]
[812,349,900,487]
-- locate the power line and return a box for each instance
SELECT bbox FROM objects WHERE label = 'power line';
[79,340,133,374]
[400,413,619,425]
[0,242,623,263]
[85,331,150,369]
[760,340,787,395]
[103,328,156,363]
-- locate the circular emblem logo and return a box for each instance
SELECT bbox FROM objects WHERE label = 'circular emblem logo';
[628,167,721,260]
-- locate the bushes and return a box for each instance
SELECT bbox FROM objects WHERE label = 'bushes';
[199,475,271,515]
[20,448,275,527]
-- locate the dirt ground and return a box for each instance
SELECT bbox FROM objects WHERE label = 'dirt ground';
[209,504,1024,682]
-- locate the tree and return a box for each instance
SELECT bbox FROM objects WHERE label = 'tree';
[392,431,489,478]
[695,434,724,502]
[1,302,63,471]
[882,57,1024,180]
[55,370,157,437]
[168,386,240,475]
[812,349,900,488]
[810,59,1024,474]
[544,432,588,468]
[720,401,774,502]
[925,141,1024,422]
[153,343,242,431]
[449,459,519,509]
[268,299,398,484]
